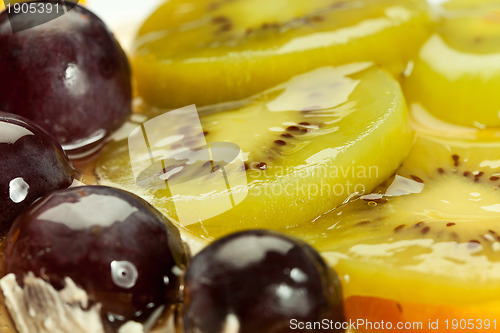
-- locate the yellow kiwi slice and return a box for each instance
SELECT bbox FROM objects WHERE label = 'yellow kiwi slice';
[95,63,413,241]
[286,106,500,332]
[133,0,431,108]
[287,111,500,308]
[404,1,500,127]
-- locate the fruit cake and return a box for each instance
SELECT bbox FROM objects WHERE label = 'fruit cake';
[1,0,500,332]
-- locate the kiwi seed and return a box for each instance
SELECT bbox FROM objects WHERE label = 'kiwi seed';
[212,16,233,34]
[355,221,370,227]
[274,140,286,146]
[394,224,406,232]
[310,15,324,22]
[410,175,424,183]
[212,16,229,24]
[256,162,267,170]
[474,172,484,182]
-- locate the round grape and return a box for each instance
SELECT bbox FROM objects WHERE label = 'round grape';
[4,185,189,332]
[0,2,132,155]
[183,229,345,333]
[0,111,77,234]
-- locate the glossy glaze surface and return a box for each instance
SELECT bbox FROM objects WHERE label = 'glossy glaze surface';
[404,1,500,127]
[3,186,189,332]
[285,107,500,309]
[96,64,413,239]
[133,0,431,107]
[183,230,344,333]
[0,111,77,235]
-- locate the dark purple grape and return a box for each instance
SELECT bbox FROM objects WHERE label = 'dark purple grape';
[4,185,189,332]
[183,230,345,333]
[0,111,77,234]
[0,2,132,155]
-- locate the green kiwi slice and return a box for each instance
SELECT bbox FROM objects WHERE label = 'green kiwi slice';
[289,132,500,306]
[404,1,500,127]
[133,0,431,107]
[95,63,413,241]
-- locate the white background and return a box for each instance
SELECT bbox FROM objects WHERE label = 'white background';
[87,0,164,50]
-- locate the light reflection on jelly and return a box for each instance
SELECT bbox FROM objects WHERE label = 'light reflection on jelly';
[38,194,139,230]
[276,6,412,55]
[0,121,34,144]
[64,63,88,97]
[97,62,412,239]
[215,234,294,270]
[265,64,367,113]
[9,177,29,204]
[481,204,500,213]
[384,175,424,197]
[111,260,139,289]
[347,239,434,259]
[420,34,500,81]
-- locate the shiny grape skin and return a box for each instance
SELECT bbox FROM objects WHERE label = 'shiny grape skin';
[0,2,132,154]
[183,230,345,333]
[0,111,77,235]
[3,185,190,332]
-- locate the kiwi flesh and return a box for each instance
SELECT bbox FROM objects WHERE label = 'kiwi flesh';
[288,126,500,307]
[96,63,413,240]
[404,1,500,127]
[133,0,431,107]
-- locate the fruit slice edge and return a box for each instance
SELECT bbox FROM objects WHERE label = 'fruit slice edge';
[289,124,500,306]
[133,0,432,107]
[96,63,413,241]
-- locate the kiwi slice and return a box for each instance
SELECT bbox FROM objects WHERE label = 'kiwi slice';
[288,124,500,307]
[96,63,413,240]
[404,1,500,127]
[133,0,431,108]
